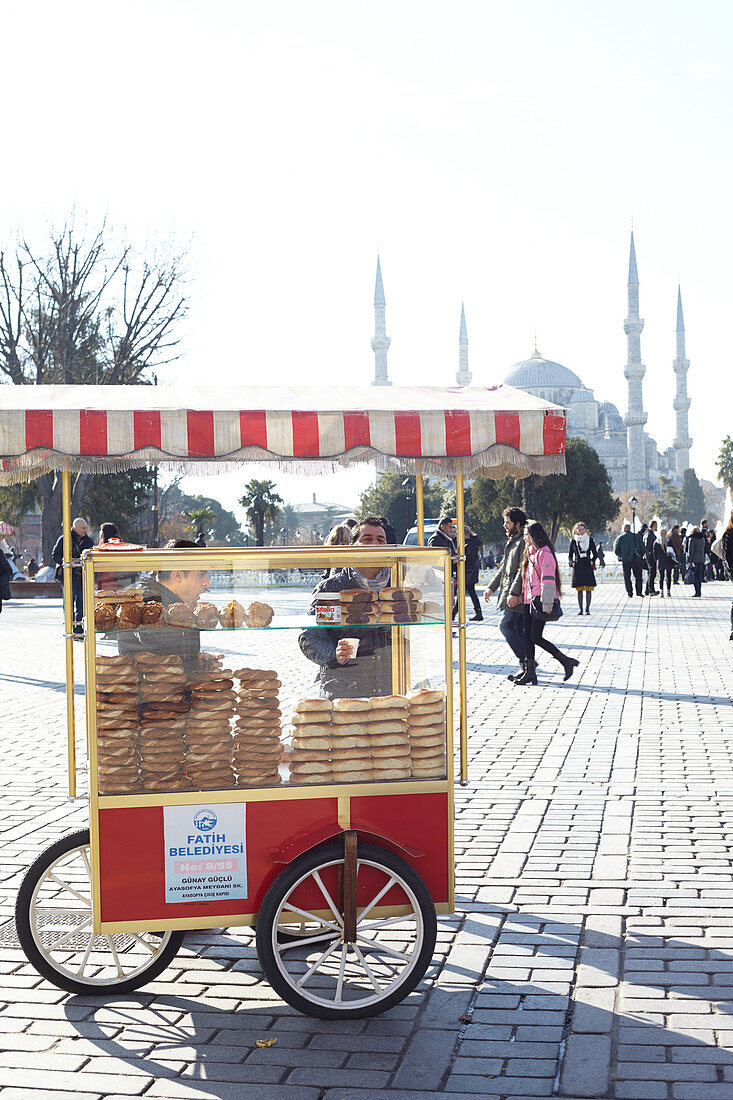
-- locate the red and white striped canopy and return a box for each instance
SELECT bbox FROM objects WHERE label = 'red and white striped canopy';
[0,384,566,483]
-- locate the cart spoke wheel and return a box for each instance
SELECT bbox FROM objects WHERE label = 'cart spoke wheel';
[256,841,436,1020]
[16,830,185,996]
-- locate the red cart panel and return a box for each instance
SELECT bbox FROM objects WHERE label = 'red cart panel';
[97,790,450,928]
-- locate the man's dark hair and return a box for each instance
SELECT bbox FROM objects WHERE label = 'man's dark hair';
[344,518,358,529]
[502,507,527,527]
[672,524,679,531]
[99,522,119,542]
[439,516,454,528]
[352,517,387,541]
[158,539,204,580]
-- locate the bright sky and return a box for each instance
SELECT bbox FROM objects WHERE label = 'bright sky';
[2,0,730,521]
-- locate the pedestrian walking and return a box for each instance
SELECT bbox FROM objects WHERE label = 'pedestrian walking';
[596,542,606,568]
[719,511,733,640]
[484,507,527,679]
[644,520,659,595]
[0,547,12,613]
[486,548,496,569]
[701,520,715,581]
[568,521,598,615]
[655,527,674,596]
[669,524,685,584]
[429,516,458,612]
[685,526,707,597]
[51,518,94,636]
[454,525,483,621]
[514,520,578,686]
[614,522,645,597]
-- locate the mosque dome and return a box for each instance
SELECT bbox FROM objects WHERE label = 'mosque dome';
[596,433,627,458]
[603,410,626,433]
[569,386,595,403]
[599,401,620,416]
[505,347,582,390]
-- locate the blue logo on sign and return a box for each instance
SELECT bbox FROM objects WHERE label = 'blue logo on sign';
[194,808,218,832]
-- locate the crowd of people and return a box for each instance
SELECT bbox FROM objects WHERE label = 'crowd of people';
[612,515,731,600]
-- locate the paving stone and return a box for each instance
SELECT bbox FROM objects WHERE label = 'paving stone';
[560,1034,612,1096]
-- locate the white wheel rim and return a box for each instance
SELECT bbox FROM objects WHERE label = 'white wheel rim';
[29,842,175,987]
[271,856,425,1011]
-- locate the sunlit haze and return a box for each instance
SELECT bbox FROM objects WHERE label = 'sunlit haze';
[2,0,730,520]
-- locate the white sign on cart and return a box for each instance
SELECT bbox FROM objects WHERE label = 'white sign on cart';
[163,803,247,903]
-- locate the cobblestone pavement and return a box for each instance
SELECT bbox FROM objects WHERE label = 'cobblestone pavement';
[0,580,732,1099]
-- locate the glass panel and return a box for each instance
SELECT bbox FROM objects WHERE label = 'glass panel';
[90,550,448,795]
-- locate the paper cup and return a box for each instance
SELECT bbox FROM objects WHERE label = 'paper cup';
[341,637,360,659]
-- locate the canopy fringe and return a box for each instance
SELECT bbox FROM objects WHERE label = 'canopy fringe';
[0,444,565,485]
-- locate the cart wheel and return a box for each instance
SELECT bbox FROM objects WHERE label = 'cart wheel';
[256,840,436,1019]
[15,829,185,995]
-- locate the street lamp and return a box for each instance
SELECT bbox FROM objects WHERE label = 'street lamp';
[402,477,415,532]
[630,495,638,532]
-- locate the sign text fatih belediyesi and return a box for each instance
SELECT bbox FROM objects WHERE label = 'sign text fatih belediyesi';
[163,804,247,903]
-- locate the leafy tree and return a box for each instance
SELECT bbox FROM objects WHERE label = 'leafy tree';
[718,437,733,491]
[533,437,619,542]
[0,221,187,562]
[83,467,156,543]
[656,476,682,527]
[465,474,518,543]
[279,504,298,544]
[680,468,706,524]
[0,482,39,530]
[358,473,444,542]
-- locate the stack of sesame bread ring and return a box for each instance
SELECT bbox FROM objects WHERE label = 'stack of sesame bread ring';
[290,699,334,784]
[185,668,237,789]
[135,654,191,792]
[232,668,284,786]
[331,696,411,781]
[407,689,447,778]
[95,655,142,794]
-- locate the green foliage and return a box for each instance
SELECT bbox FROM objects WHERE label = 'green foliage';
[184,504,217,538]
[466,475,518,543]
[239,479,284,540]
[358,474,444,542]
[680,468,707,523]
[0,483,39,529]
[656,476,682,526]
[533,437,619,541]
[83,468,156,543]
[718,436,733,490]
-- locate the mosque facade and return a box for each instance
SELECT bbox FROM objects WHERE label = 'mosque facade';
[370,233,692,494]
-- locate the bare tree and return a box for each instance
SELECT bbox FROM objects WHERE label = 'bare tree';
[0,222,187,561]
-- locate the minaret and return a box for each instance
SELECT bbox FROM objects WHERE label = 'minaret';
[623,231,648,490]
[371,256,391,386]
[673,285,692,478]
[456,302,471,386]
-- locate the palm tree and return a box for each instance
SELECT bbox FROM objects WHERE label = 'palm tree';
[185,505,216,541]
[238,479,283,546]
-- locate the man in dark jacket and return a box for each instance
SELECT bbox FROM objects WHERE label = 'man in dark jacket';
[52,518,94,635]
[0,549,12,613]
[614,523,645,597]
[117,539,210,670]
[644,520,659,595]
[484,507,527,676]
[299,518,394,699]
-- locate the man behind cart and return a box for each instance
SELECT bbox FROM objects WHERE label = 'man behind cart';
[117,538,209,670]
[299,517,394,699]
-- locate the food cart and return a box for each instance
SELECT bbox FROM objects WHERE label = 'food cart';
[0,383,565,1018]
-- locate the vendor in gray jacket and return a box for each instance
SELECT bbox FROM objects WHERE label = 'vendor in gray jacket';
[483,507,527,678]
[299,518,394,699]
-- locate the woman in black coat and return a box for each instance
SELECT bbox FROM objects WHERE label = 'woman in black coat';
[568,521,598,616]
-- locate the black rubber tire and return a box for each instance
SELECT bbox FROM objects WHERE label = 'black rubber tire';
[256,840,437,1019]
[15,829,185,995]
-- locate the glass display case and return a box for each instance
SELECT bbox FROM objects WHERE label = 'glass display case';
[82,546,452,800]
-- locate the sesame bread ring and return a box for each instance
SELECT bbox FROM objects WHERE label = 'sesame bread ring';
[234,667,278,680]
[368,733,410,747]
[293,698,332,713]
[407,689,445,705]
[371,767,411,780]
[408,714,447,729]
[332,698,372,712]
[370,695,409,709]
[330,770,373,783]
